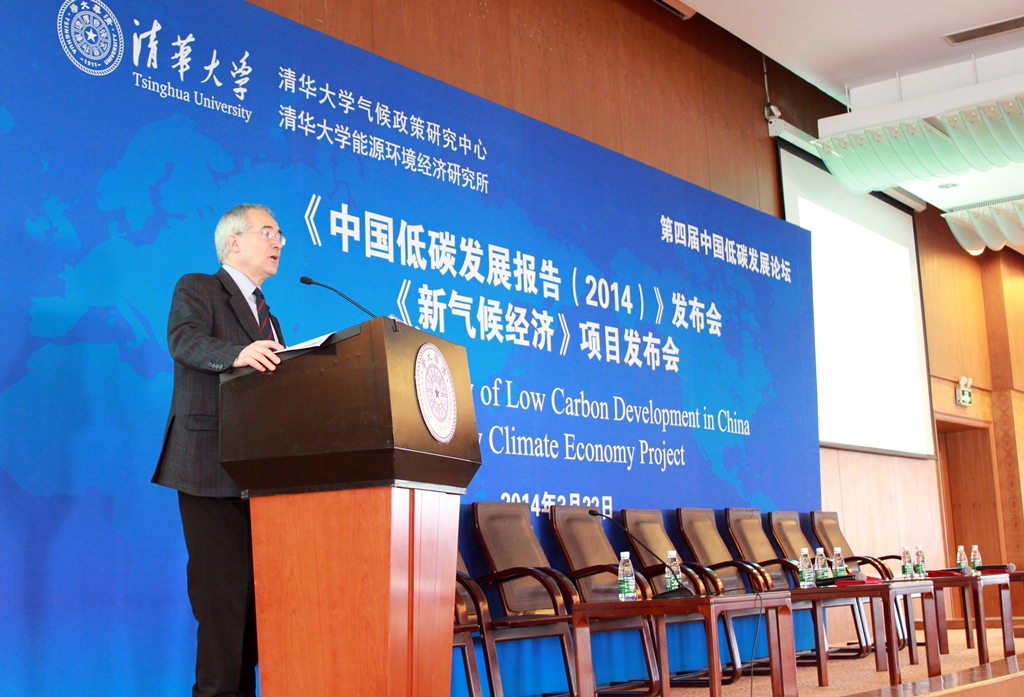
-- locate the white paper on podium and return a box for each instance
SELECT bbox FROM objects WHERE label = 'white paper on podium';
[275,332,333,354]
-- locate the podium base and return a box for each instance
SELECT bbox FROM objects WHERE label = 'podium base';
[250,486,459,697]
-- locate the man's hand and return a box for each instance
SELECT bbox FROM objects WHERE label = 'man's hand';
[234,340,284,372]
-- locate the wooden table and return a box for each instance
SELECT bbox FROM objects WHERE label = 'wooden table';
[570,591,797,697]
[790,580,941,687]
[929,572,1014,665]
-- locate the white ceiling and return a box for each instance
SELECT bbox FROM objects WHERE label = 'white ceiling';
[682,0,1024,103]
[682,0,1024,254]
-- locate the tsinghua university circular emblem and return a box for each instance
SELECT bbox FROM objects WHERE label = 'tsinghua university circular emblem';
[57,0,124,76]
[414,343,458,445]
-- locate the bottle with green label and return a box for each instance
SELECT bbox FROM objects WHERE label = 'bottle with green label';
[900,546,913,579]
[798,548,815,588]
[665,550,681,592]
[914,546,926,578]
[832,547,847,578]
[970,544,982,573]
[814,547,832,580]
[618,551,636,601]
[956,545,968,574]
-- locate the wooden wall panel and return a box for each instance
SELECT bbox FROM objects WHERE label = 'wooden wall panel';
[247,0,374,52]
[981,253,1013,392]
[916,206,992,388]
[962,251,1024,615]
[942,426,1014,619]
[944,428,1006,563]
[835,451,900,564]
[991,392,1024,571]
[818,447,841,513]
[888,453,948,623]
[937,433,954,562]
[506,0,627,151]
[1005,392,1024,616]
[976,250,1024,393]
[703,123,761,211]
[697,20,769,211]
[244,0,842,208]
[890,458,947,568]
[997,253,1024,392]
[613,9,711,190]
[371,0,514,107]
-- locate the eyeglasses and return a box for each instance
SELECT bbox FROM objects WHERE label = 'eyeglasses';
[241,226,286,246]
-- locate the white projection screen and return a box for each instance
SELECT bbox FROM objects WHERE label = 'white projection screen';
[780,145,935,457]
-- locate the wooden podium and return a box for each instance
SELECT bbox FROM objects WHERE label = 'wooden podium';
[220,317,481,697]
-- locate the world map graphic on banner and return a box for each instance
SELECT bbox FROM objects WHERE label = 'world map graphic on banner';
[0,0,818,694]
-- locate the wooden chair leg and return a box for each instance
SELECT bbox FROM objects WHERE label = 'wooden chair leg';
[455,633,485,697]
[558,626,579,697]
[935,587,949,655]
[851,599,873,657]
[636,623,661,697]
[721,614,745,684]
[962,586,975,649]
[477,627,504,697]
[905,595,919,665]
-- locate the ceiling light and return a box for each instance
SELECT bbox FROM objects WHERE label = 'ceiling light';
[942,197,1024,254]
[945,15,1024,46]
[812,93,1024,196]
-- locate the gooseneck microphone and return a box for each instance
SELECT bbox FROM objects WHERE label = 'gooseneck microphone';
[299,276,377,319]
[588,509,694,599]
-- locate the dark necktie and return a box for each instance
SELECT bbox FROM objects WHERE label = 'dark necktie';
[253,288,274,341]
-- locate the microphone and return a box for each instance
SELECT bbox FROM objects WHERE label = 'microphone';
[299,276,377,319]
[588,509,694,599]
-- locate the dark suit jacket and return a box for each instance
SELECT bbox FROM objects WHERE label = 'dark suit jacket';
[152,267,284,497]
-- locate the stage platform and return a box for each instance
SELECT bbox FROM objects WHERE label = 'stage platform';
[669,628,1024,696]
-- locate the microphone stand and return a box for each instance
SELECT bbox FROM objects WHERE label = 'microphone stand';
[299,275,377,319]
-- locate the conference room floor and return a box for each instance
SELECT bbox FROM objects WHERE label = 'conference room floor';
[667,629,1024,696]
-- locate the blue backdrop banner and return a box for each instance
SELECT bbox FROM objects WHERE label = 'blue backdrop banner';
[1,1,819,695]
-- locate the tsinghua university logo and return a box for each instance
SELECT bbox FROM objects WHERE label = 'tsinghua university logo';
[414,343,458,445]
[57,0,124,76]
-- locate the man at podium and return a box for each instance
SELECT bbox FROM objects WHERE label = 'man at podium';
[151,203,286,697]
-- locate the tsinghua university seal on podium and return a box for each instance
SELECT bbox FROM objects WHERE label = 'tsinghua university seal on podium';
[414,343,457,444]
[57,0,124,76]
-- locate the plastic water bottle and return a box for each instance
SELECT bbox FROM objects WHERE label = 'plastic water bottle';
[970,545,982,573]
[665,550,681,592]
[798,547,815,588]
[832,547,848,578]
[914,546,926,578]
[956,545,968,574]
[618,551,636,601]
[901,546,913,579]
[814,547,832,580]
